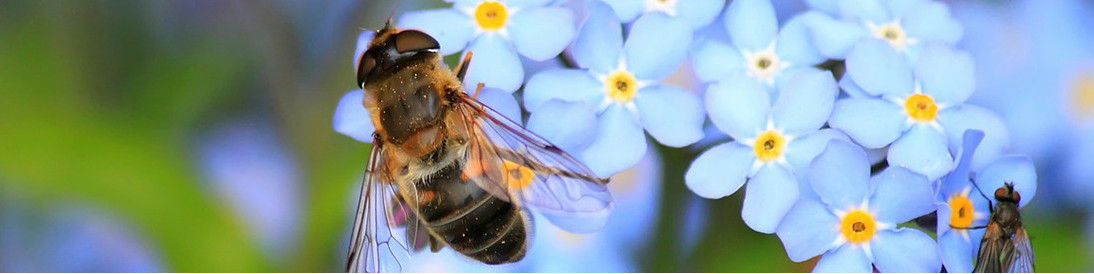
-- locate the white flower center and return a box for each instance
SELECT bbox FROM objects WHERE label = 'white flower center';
[868,21,917,51]
[743,44,785,86]
[646,0,678,16]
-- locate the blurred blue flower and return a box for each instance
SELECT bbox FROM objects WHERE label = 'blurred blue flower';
[685,69,842,233]
[196,119,301,260]
[691,0,826,88]
[333,87,520,143]
[935,130,1039,272]
[600,0,723,30]
[1,199,162,272]
[830,40,1009,181]
[398,0,576,92]
[806,0,963,59]
[523,1,703,177]
[776,139,941,272]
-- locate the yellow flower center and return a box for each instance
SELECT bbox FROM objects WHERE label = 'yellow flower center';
[874,23,909,49]
[753,130,785,162]
[501,160,535,190]
[1070,69,1094,123]
[904,93,938,122]
[840,210,877,244]
[474,1,508,30]
[606,71,638,102]
[948,195,975,229]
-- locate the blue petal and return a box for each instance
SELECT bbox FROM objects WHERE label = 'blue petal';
[813,245,871,273]
[902,1,963,45]
[915,45,975,105]
[522,68,603,112]
[937,104,1010,171]
[573,0,623,74]
[938,229,977,273]
[888,125,954,181]
[868,167,934,224]
[828,98,904,149]
[685,143,753,199]
[690,39,746,83]
[785,129,851,173]
[635,85,705,147]
[809,139,870,210]
[772,69,838,136]
[579,104,647,177]
[807,15,868,59]
[775,12,827,66]
[526,100,598,153]
[939,129,984,196]
[475,87,522,122]
[625,13,692,80]
[838,75,872,98]
[976,155,1037,208]
[332,90,374,143]
[846,39,915,97]
[885,0,927,17]
[723,0,778,51]
[675,0,725,29]
[398,9,475,56]
[706,77,770,140]
[836,0,889,24]
[776,198,840,262]
[509,7,575,61]
[600,0,644,22]
[871,229,942,273]
[742,165,799,234]
[353,30,375,71]
[804,0,839,15]
[462,35,524,92]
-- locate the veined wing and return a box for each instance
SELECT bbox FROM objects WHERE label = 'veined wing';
[452,93,613,233]
[973,223,1006,273]
[345,142,411,273]
[1004,227,1035,273]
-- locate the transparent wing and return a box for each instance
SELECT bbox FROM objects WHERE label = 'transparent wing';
[346,143,412,273]
[1005,227,1035,273]
[453,94,613,233]
[973,223,1006,273]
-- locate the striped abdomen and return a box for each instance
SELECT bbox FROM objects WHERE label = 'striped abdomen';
[413,160,527,264]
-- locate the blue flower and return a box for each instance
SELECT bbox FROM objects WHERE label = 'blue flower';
[776,139,941,272]
[806,0,963,59]
[935,130,1038,272]
[398,0,576,92]
[830,40,1009,181]
[685,69,842,233]
[523,1,703,177]
[691,0,826,88]
[600,0,724,29]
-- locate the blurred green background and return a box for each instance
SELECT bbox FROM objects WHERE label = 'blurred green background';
[1,0,1092,272]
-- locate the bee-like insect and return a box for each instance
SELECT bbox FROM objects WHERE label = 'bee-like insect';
[972,182,1035,273]
[344,21,612,273]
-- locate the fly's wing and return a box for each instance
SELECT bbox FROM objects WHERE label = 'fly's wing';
[1003,227,1035,273]
[974,223,1006,273]
[345,143,412,273]
[453,94,613,233]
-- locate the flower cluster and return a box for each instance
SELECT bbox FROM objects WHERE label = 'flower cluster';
[333,0,1040,272]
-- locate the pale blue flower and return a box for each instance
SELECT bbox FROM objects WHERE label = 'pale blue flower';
[806,0,963,59]
[685,69,843,233]
[523,1,703,177]
[398,0,576,92]
[830,40,1009,181]
[776,139,941,272]
[600,0,724,29]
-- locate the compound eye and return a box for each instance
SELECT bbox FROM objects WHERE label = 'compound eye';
[356,55,376,88]
[394,30,440,53]
[994,187,1008,201]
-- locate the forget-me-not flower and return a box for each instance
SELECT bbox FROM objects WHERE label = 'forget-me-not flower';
[686,69,842,233]
[935,130,1038,272]
[776,139,941,272]
[806,0,963,59]
[523,0,703,177]
[399,0,576,92]
[691,0,826,88]
[600,0,723,30]
[830,40,1009,181]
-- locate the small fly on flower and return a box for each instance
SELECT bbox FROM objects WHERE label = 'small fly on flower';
[958,181,1035,273]
[344,20,613,273]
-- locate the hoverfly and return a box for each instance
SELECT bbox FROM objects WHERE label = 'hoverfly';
[970,182,1035,273]
[344,20,613,272]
